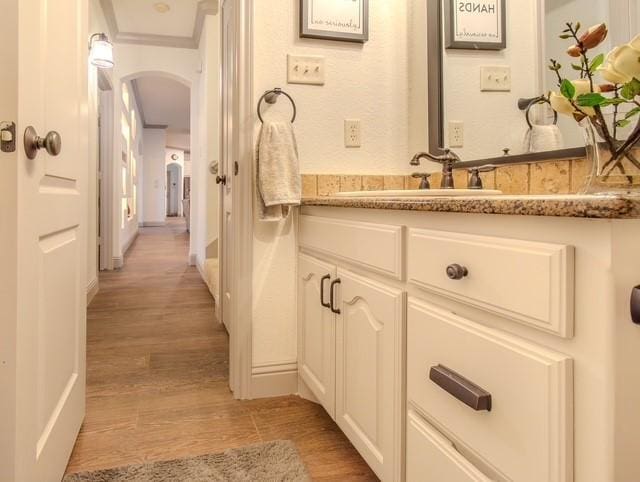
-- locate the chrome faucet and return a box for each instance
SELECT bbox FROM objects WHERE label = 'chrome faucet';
[410,149,461,189]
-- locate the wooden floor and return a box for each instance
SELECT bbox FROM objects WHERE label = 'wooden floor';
[66,218,377,480]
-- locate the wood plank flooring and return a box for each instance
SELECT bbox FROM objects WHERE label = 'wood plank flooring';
[66,219,377,480]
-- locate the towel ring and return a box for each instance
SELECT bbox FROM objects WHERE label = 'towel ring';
[519,96,558,129]
[257,88,297,124]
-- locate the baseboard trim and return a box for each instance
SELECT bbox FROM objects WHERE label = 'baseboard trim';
[141,221,166,227]
[86,278,99,306]
[250,361,298,398]
[112,256,123,269]
[297,375,320,404]
[122,231,139,256]
[189,253,197,266]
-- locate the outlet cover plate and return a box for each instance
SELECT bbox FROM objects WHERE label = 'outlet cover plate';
[480,66,511,92]
[288,55,325,85]
[448,121,464,148]
[344,119,361,148]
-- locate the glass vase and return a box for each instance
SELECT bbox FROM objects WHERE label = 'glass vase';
[579,119,640,195]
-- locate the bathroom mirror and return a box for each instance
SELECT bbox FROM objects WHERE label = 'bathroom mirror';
[426,0,639,166]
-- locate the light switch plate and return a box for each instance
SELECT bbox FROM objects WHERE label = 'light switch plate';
[288,55,325,85]
[480,66,511,92]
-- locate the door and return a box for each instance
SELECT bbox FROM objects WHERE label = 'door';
[334,269,404,482]
[298,254,337,418]
[0,0,88,480]
[220,0,235,335]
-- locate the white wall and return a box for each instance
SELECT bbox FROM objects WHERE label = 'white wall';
[87,0,113,285]
[443,2,540,160]
[112,43,201,260]
[142,128,168,224]
[250,0,412,372]
[254,0,411,176]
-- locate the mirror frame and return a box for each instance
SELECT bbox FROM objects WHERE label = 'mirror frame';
[426,0,587,168]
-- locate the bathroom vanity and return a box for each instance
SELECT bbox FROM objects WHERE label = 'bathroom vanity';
[296,194,640,482]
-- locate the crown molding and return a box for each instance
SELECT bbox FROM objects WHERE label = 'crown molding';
[100,0,218,50]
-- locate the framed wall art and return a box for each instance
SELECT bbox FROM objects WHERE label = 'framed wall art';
[445,0,506,50]
[300,0,369,43]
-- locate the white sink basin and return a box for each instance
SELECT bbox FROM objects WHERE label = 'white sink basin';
[334,189,503,198]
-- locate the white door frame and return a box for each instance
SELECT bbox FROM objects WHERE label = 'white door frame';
[98,76,115,271]
[221,0,254,399]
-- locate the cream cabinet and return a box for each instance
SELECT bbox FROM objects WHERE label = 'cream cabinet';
[297,253,336,418]
[334,269,404,482]
[299,208,640,482]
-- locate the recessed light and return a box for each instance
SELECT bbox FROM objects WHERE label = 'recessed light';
[153,2,170,13]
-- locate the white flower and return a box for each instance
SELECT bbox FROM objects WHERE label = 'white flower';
[600,34,640,84]
[550,79,599,117]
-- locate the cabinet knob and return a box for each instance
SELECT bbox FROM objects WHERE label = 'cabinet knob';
[446,264,468,280]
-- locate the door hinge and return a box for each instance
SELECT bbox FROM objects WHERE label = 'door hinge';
[0,121,16,153]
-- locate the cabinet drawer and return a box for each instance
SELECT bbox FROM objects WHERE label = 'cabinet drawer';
[406,410,490,482]
[299,216,404,279]
[408,228,574,337]
[407,298,573,482]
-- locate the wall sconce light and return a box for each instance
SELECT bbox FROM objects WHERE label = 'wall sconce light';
[89,33,114,69]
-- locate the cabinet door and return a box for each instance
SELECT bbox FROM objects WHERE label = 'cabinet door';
[298,254,336,418]
[335,269,404,482]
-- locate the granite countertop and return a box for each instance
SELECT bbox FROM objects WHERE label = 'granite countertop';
[301,194,640,219]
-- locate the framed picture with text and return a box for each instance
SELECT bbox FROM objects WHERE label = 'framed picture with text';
[300,0,369,43]
[445,0,506,50]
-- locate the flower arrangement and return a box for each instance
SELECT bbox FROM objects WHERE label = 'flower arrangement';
[548,22,640,181]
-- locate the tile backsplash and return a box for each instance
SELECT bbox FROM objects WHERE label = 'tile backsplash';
[302,157,640,197]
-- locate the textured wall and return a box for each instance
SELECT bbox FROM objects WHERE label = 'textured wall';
[251,0,417,370]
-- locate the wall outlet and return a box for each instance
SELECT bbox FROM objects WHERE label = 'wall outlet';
[287,55,325,85]
[480,66,511,92]
[448,121,464,148]
[344,119,361,147]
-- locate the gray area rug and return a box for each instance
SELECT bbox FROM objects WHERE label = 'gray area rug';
[63,440,311,482]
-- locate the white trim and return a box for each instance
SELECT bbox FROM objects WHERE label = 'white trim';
[252,360,298,375]
[112,256,123,269]
[98,89,115,271]
[219,0,254,400]
[140,221,166,227]
[250,365,298,399]
[100,0,219,50]
[86,278,99,306]
[189,253,197,266]
[122,230,138,256]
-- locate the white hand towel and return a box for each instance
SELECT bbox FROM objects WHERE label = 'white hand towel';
[256,121,301,221]
[522,125,564,153]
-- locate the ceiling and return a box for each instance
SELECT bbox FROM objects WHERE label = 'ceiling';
[131,76,190,148]
[101,0,217,49]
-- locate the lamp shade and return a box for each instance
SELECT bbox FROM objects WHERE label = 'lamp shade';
[89,33,114,69]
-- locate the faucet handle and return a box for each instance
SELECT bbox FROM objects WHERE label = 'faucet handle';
[434,148,461,164]
[411,172,431,190]
[467,165,496,189]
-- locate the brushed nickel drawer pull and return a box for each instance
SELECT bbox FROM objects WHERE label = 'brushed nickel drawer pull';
[429,365,492,412]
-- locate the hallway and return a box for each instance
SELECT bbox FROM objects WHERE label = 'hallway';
[66,219,376,480]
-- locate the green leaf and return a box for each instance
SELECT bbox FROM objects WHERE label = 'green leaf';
[621,78,640,100]
[616,119,632,128]
[589,53,605,72]
[560,79,576,99]
[559,34,572,39]
[601,97,628,106]
[571,64,583,71]
[625,107,640,119]
[576,93,607,107]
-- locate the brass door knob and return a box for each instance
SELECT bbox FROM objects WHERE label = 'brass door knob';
[24,126,62,159]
